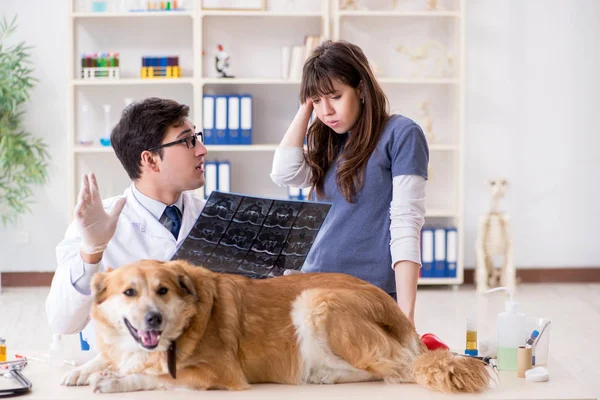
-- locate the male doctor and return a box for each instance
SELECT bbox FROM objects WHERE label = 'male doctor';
[46,98,207,348]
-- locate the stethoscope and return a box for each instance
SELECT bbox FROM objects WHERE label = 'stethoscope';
[0,359,32,397]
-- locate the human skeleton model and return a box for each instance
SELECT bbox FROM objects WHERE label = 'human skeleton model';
[215,44,233,78]
[396,41,453,77]
[475,178,516,294]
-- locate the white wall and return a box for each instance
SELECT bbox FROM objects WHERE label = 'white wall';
[465,0,600,268]
[0,0,69,272]
[0,0,599,272]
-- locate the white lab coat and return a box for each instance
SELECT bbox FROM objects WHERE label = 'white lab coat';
[45,186,205,350]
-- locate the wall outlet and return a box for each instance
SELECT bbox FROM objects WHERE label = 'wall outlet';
[16,231,30,244]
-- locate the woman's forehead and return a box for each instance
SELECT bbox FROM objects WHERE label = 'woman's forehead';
[310,77,348,96]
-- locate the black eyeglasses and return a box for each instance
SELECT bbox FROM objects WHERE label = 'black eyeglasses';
[147,132,204,152]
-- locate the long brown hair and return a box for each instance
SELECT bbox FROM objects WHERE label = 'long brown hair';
[300,40,389,203]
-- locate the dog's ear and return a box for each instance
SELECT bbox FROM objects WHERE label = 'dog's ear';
[91,268,112,304]
[177,273,197,299]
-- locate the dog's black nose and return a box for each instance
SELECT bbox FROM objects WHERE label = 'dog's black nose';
[145,311,163,329]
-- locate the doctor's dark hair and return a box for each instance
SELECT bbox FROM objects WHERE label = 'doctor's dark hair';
[111,97,189,180]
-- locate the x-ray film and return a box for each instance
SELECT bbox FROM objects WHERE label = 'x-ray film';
[172,191,331,278]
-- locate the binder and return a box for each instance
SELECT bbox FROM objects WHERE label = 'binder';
[204,161,218,198]
[240,94,252,145]
[433,228,447,278]
[227,95,241,145]
[215,95,228,145]
[203,95,216,145]
[193,187,205,200]
[288,186,301,200]
[300,187,311,201]
[217,161,231,193]
[289,45,304,80]
[445,228,458,278]
[421,228,434,278]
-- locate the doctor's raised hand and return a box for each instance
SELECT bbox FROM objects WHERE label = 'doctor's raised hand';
[75,173,126,262]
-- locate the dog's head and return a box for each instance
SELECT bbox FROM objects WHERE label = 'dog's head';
[90,259,213,353]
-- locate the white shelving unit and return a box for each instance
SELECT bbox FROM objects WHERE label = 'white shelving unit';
[67,0,331,215]
[67,0,464,285]
[332,0,466,285]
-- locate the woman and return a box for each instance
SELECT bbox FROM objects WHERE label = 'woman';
[270,40,428,325]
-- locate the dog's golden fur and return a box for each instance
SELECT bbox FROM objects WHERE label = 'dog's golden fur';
[61,260,490,393]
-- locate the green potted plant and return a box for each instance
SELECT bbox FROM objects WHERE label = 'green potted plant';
[0,16,49,225]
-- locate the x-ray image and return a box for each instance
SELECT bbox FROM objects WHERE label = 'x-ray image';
[221,223,261,250]
[233,198,271,225]
[205,246,247,272]
[173,191,331,278]
[293,203,330,230]
[202,192,240,221]
[264,201,302,229]
[238,252,278,276]
[273,254,306,272]
[187,219,229,244]
[281,230,318,257]
[251,227,288,255]
[172,241,216,264]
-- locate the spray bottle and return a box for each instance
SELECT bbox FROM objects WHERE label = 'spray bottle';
[49,334,64,367]
[487,287,526,370]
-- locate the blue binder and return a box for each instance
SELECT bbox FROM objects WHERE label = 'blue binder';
[445,228,458,278]
[240,94,252,145]
[217,161,231,192]
[203,95,216,145]
[300,187,311,201]
[214,95,228,145]
[288,187,301,200]
[420,228,434,278]
[433,228,446,278]
[227,95,241,145]
[204,161,218,198]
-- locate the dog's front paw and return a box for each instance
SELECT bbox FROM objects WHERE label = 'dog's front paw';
[92,374,159,393]
[92,376,126,394]
[89,369,120,388]
[61,367,91,386]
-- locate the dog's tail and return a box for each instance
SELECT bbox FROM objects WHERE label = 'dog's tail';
[411,350,491,393]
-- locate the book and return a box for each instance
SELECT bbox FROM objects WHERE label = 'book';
[172,191,331,279]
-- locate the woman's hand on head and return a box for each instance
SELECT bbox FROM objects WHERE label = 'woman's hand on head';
[301,97,314,112]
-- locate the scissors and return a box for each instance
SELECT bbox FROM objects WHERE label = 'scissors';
[0,359,32,397]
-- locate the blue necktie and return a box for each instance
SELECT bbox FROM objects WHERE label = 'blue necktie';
[164,205,182,239]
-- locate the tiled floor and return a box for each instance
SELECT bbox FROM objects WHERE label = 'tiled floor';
[1,283,598,398]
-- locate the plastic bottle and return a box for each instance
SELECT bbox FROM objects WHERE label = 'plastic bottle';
[487,287,526,371]
[465,311,478,356]
[49,334,64,367]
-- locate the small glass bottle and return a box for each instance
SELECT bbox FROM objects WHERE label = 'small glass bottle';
[0,337,6,362]
[78,105,94,145]
[465,312,478,356]
[100,104,111,147]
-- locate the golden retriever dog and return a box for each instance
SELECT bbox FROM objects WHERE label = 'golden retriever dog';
[61,260,490,394]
